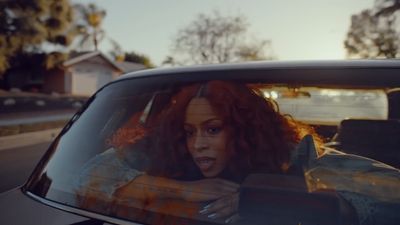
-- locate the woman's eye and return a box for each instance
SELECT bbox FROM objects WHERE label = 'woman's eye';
[207,127,221,135]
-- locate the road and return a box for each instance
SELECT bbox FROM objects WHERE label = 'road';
[0,142,50,193]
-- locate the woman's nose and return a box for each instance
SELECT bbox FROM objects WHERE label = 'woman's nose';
[193,133,208,151]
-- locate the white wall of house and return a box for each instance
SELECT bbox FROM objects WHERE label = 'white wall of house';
[64,69,72,94]
[66,56,120,96]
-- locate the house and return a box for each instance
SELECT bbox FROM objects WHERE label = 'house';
[44,51,145,96]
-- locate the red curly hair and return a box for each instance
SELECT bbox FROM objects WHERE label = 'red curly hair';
[109,80,320,180]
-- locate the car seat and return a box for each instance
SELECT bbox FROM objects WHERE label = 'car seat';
[332,119,400,169]
[388,89,400,119]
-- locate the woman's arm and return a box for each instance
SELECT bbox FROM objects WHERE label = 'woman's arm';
[113,175,240,223]
[76,148,239,213]
[114,175,239,202]
[75,148,145,207]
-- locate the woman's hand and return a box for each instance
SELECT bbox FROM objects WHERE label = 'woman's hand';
[180,178,239,202]
[199,192,240,223]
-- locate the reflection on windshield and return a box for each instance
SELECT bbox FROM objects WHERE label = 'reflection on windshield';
[26,80,400,225]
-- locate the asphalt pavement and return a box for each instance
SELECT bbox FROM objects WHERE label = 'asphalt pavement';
[0,94,81,193]
[0,142,50,193]
[0,108,72,193]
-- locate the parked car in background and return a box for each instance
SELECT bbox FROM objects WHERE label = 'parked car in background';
[1,60,400,225]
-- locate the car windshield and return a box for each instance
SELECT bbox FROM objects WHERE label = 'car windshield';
[24,73,400,225]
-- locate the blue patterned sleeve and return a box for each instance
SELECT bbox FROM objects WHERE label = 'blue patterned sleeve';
[76,148,145,202]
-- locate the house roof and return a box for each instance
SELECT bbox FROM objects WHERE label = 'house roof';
[116,61,146,73]
[63,51,124,72]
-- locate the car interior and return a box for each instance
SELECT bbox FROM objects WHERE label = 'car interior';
[100,83,400,168]
[322,88,400,169]
[329,119,400,168]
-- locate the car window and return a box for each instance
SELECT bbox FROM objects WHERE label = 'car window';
[262,87,388,125]
[25,77,400,225]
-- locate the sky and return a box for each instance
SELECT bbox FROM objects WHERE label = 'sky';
[82,0,375,66]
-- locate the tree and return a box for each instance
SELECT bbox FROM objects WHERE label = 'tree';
[110,48,155,68]
[0,0,76,76]
[73,3,107,51]
[162,56,178,66]
[344,0,400,58]
[123,52,154,68]
[168,11,275,65]
[375,0,400,16]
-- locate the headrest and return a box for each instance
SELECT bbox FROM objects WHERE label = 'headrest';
[335,119,400,168]
[336,119,400,147]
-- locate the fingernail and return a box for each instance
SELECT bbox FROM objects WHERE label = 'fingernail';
[203,204,211,209]
[208,213,217,219]
[199,208,208,214]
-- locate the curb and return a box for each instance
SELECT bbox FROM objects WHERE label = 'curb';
[0,128,61,151]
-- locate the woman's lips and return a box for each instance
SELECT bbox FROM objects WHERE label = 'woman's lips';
[195,157,216,171]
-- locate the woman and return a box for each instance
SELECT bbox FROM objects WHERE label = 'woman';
[77,80,313,221]
[76,80,400,224]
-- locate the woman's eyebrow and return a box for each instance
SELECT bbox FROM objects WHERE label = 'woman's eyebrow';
[202,118,223,126]
[183,118,223,127]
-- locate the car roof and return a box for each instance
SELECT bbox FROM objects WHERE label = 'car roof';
[113,60,400,88]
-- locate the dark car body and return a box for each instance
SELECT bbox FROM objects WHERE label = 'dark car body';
[1,60,400,225]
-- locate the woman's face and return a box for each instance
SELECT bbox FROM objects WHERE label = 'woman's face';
[184,97,230,178]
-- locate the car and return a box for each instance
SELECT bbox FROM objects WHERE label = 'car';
[1,60,400,225]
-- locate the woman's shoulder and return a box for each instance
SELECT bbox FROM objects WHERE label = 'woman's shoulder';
[291,135,400,201]
[315,147,399,172]
[291,135,399,172]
